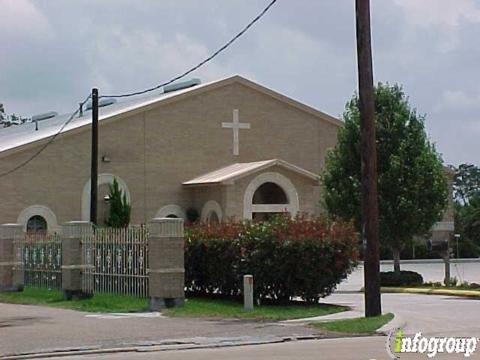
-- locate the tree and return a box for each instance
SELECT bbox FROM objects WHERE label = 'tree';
[323,83,448,273]
[0,104,5,122]
[453,163,480,205]
[105,178,131,227]
[0,104,30,128]
[452,163,480,257]
[460,194,480,252]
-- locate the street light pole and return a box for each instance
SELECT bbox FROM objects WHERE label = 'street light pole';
[355,0,382,317]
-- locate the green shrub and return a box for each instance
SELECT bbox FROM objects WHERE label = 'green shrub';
[106,178,131,227]
[380,271,423,287]
[469,283,480,289]
[424,281,443,288]
[185,215,359,304]
[186,208,200,224]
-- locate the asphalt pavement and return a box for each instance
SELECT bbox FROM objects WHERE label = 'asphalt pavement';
[1,292,479,358]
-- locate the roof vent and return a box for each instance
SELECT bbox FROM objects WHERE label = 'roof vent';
[163,78,201,93]
[85,98,117,111]
[31,111,58,122]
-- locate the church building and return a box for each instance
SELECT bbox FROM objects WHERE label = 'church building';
[0,76,342,233]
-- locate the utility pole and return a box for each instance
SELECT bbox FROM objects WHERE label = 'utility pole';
[90,88,99,225]
[355,0,382,317]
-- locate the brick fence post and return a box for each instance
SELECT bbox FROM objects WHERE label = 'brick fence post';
[0,224,24,292]
[148,218,185,310]
[62,221,92,300]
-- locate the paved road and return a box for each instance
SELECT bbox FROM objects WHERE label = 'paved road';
[338,260,480,292]
[0,303,318,357]
[324,293,480,337]
[62,337,392,360]
[1,293,479,358]
[60,336,472,360]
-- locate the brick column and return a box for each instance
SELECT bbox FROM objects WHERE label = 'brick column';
[0,224,24,292]
[62,221,92,300]
[148,218,185,310]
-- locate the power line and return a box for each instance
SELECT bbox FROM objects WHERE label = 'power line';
[101,0,278,99]
[0,0,278,177]
[0,94,91,178]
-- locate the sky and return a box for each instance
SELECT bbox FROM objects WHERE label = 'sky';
[1,0,479,166]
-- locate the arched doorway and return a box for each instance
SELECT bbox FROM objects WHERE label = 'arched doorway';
[81,174,131,221]
[253,182,288,204]
[97,183,111,226]
[252,182,288,222]
[243,172,299,220]
[26,215,47,234]
[201,200,223,224]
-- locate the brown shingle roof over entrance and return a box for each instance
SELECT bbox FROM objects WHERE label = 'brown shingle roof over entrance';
[182,159,319,186]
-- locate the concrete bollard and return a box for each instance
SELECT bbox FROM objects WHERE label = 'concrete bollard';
[243,275,254,310]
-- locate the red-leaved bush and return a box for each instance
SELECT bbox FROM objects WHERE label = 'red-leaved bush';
[185,215,359,303]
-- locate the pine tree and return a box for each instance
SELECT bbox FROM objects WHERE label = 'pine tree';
[105,178,131,227]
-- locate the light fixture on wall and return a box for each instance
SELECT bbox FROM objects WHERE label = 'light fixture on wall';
[104,195,111,203]
[102,155,111,163]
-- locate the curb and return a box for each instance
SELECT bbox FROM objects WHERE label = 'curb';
[381,287,480,298]
[281,310,364,324]
[282,308,404,337]
[1,335,324,360]
[376,313,406,335]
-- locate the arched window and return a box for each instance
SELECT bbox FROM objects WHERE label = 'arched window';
[155,205,185,219]
[18,205,59,234]
[26,215,47,234]
[243,172,300,221]
[252,182,288,204]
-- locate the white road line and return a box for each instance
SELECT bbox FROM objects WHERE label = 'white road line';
[85,312,164,319]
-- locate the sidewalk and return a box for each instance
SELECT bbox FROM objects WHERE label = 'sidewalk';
[0,302,321,358]
[282,297,402,335]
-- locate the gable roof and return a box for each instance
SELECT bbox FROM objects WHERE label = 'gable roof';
[183,159,319,186]
[0,75,342,157]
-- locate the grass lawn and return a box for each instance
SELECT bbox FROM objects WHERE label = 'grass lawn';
[311,313,394,334]
[164,297,348,321]
[0,287,149,313]
[0,288,348,320]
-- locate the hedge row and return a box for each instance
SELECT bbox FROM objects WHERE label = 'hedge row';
[185,215,359,303]
[380,271,424,287]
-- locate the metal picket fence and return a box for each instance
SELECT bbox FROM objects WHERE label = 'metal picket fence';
[81,226,149,298]
[15,233,62,289]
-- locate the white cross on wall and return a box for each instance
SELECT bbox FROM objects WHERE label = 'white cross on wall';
[222,109,251,156]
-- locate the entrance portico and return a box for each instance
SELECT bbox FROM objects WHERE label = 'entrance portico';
[183,159,320,221]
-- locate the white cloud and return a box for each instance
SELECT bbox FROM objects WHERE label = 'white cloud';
[1,1,479,165]
[85,27,234,95]
[435,90,480,111]
[0,0,52,38]
[392,0,480,27]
